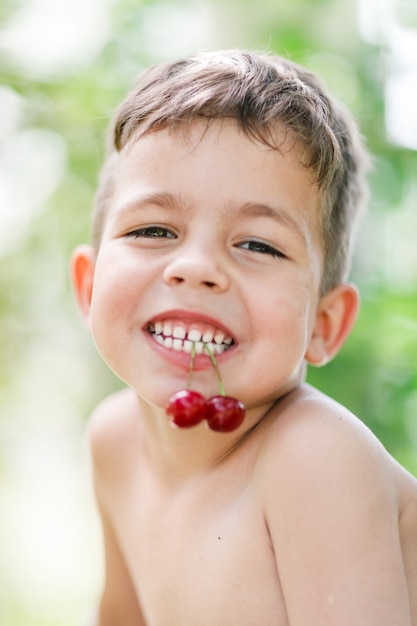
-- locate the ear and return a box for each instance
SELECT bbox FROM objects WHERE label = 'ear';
[305,283,359,366]
[70,245,96,324]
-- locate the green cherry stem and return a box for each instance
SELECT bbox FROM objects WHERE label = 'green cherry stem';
[203,343,226,396]
[186,342,197,389]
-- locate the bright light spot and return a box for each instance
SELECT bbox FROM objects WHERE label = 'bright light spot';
[0,425,101,622]
[385,68,417,150]
[357,0,417,150]
[357,0,390,44]
[0,0,110,77]
[0,86,25,141]
[140,1,216,61]
[0,128,67,252]
[385,23,417,149]
[0,331,102,623]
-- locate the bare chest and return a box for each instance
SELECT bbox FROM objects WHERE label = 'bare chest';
[111,475,288,626]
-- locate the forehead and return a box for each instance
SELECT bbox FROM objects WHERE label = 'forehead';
[116,120,320,204]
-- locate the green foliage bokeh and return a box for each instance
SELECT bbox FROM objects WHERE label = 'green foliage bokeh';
[1,0,417,623]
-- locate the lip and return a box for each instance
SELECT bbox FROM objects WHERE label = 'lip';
[143,308,237,370]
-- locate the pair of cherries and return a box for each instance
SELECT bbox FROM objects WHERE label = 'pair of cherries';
[166,343,246,432]
[167,389,245,432]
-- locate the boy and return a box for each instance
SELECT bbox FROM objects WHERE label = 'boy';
[71,50,417,625]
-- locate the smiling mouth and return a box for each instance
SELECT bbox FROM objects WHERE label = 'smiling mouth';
[146,320,234,355]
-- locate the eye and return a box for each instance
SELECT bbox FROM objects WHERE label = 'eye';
[126,226,176,239]
[238,240,286,259]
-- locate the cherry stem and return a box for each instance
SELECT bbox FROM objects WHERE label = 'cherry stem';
[203,343,226,396]
[186,342,197,390]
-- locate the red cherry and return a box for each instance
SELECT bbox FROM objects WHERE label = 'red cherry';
[205,395,246,432]
[166,390,207,428]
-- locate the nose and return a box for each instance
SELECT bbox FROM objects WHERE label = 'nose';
[162,243,229,292]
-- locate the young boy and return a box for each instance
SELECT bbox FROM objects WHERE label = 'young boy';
[71,50,417,625]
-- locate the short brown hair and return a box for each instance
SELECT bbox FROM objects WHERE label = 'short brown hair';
[92,49,369,294]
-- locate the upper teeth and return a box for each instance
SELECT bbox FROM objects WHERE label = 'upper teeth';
[148,321,233,355]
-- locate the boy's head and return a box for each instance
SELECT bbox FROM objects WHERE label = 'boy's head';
[92,49,369,295]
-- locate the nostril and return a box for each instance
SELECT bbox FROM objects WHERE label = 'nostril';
[162,256,229,291]
[170,276,185,285]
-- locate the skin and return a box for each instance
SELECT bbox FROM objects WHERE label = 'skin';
[72,120,417,625]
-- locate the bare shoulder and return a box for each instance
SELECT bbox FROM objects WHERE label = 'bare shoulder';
[259,383,399,481]
[255,384,416,623]
[260,384,391,472]
[256,382,404,543]
[88,387,140,437]
[258,383,417,501]
[87,387,141,478]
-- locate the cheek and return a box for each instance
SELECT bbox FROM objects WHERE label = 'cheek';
[92,251,141,304]
[254,279,317,348]
[88,260,134,339]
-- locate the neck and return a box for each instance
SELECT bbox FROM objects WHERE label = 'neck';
[136,396,275,486]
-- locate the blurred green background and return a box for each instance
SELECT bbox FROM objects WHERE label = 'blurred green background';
[1,0,417,623]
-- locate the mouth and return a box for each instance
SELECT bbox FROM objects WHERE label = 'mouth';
[146,319,235,356]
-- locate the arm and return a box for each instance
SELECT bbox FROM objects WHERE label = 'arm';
[94,499,147,626]
[88,391,148,626]
[263,403,412,626]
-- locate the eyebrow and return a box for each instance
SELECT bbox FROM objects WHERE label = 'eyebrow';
[234,201,308,245]
[111,192,307,245]
[111,191,183,218]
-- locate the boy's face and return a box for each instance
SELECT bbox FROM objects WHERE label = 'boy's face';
[80,120,326,412]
